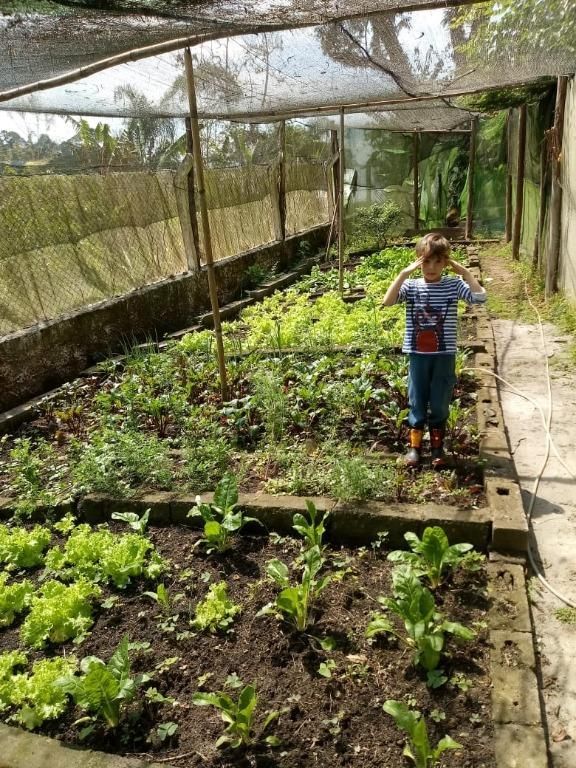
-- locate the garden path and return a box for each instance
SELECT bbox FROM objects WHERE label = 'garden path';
[483,254,576,768]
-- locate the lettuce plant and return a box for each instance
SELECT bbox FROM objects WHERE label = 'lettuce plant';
[0,573,33,627]
[387,527,475,588]
[11,656,78,729]
[192,683,280,748]
[192,581,241,633]
[58,635,151,730]
[0,650,27,713]
[260,545,332,631]
[366,568,475,678]
[45,524,165,588]
[20,579,101,648]
[188,473,257,553]
[383,700,462,767]
[0,524,51,569]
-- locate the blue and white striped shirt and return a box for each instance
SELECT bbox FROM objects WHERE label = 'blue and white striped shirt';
[396,276,486,354]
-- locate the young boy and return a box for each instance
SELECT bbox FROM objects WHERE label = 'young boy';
[381,233,486,468]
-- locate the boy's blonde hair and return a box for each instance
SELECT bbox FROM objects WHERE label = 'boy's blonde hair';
[415,232,451,260]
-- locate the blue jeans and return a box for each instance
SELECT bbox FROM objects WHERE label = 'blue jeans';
[407,353,456,429]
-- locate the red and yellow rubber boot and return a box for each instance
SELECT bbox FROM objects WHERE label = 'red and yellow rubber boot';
[430,427,446,469]
[404,428,423,468]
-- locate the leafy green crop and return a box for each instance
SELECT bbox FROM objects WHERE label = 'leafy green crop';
[45,524,165,588]
[0,524,51,569]
[387,527,474,588]
[0,573,33,627]
[10,656,78,729]
[20,579,101,648]
[0,650,27,713]
[192,682,281,748]
[366,568,475,678]
[292,500,328,552]
[260,545,332,631]
[58,635,151,730]
[383,699,462,767]
[188,473,258,553]
[192,581,241,633]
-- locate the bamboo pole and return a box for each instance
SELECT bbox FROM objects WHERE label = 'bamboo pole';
[185,115,201,266]
[504,108,513,243]
[511,103,527,261]
[184,47,228,400]
[545,76,569,297]
[413,132,420,232]
[533,133,548,272]
[338,107,345,294]
[465,117,477,241]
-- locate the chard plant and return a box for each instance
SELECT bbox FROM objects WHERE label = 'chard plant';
[383,700,462,768]
[111,509,150,534]
[192,581,241,633]
[259,545,332,631]
[45,524,165,588]
[0,524,52,569]
[387,527,475,589]
[366,568,475,680]
[20,579,101,648]
[292,500,328,552]
[187,473,258,553]
[10,655,79,730]
[192,682,281,749]
[58,635,151,732]
[0,574,33,627]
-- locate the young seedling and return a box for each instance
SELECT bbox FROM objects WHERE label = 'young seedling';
[387,526,475,588]
[187,473,259,553]
[383,699,462,768]
[111,509,150,535]
[292,500,329,552]
[259,545,332,631]
[192,683,281,748]
[191,581,241,633]
[366,567,475,682]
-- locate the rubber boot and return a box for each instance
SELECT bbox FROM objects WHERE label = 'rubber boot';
[404,428,423,468]
[430,427,446,469]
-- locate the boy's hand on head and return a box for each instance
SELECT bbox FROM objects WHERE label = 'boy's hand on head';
[402,256,424,276]
[448,258,466,275]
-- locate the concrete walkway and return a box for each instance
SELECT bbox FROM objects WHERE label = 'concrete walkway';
[493,317,576,768]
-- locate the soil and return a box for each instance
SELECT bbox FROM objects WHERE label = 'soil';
[1,527,495,768]
[482,247,576,768]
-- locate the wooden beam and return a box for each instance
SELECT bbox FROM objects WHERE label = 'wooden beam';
[184,47,228,401]
[413,132,420,232]
[338,107,345,294]
[545,75,569,297]
[511,103,527,261]
[504,108,513,243]
[465,117,478,240]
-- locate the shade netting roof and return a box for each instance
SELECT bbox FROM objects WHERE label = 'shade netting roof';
[0,1,574,127]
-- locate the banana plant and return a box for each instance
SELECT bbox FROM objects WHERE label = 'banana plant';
[387,526,474,589]
[366,567,475,678]
[383,699,462,767]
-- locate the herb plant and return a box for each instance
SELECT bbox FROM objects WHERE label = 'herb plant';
[192,683,281,748]
[192,581,241,633]
[387,527,474,588]
[383,699,462,767]
[58,635,151,731]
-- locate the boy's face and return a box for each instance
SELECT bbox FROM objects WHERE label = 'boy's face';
[421,253,447,283]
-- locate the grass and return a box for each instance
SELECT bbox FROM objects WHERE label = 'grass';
[554,607,576,625]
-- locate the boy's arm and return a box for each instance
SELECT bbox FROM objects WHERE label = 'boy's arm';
[448,258,485,296]
[381,257,423,306]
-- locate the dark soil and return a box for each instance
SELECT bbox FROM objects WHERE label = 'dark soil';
[3,526,495,768]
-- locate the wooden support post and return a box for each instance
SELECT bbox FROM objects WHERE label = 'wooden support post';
[465,117,477,241]
[512,103,527,261]
[338,108,345,294]
[330,129,339,226]
[278,120,287,242]
[184,116,201,264]
[413,132,420,232]
[533,133,548,272]
[505,108,513,243]
[546,76,569,297]
[184,47,228,400]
